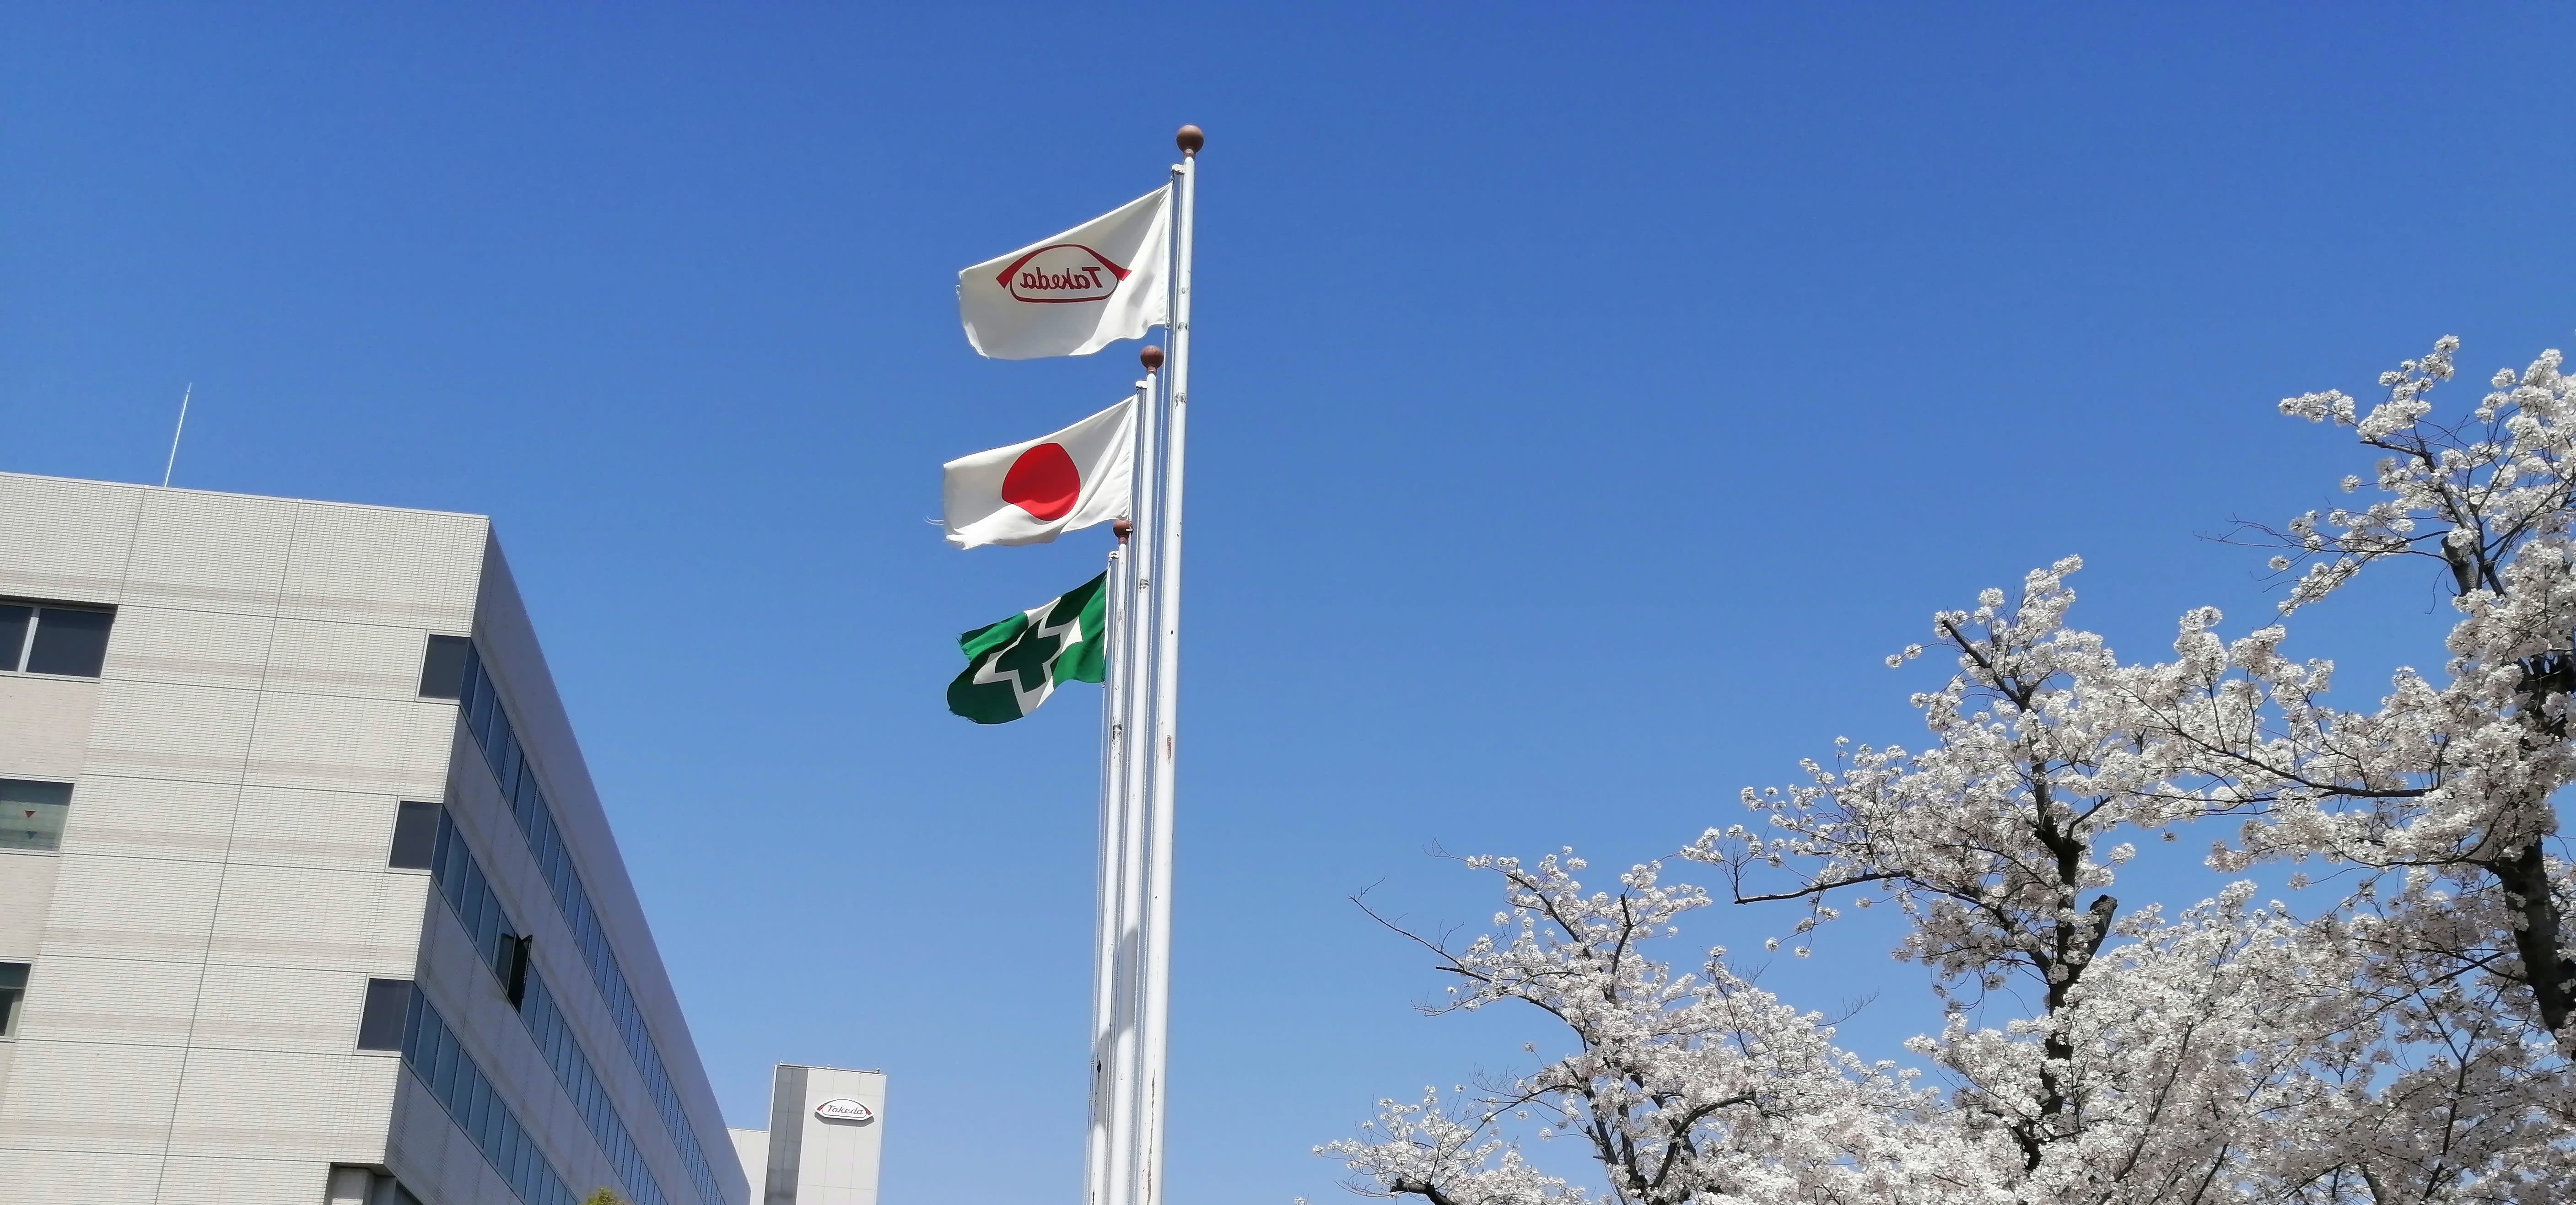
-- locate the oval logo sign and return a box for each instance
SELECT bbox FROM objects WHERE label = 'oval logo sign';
[996,243,1132,303]
[814,1098,875,1124]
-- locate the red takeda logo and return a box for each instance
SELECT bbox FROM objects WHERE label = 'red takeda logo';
[997,243,1131,303]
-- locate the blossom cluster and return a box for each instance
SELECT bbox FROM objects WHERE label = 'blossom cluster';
[1323,338,2576,1204]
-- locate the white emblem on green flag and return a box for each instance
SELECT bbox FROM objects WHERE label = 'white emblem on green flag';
[948,572,1110,724]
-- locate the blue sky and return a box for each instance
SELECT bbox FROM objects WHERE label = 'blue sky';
[6,4,2575,1202]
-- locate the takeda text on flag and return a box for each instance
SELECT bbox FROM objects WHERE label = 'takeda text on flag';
[959,187,1170,360]
[941,396,1133,549]
[946,572,1109,724]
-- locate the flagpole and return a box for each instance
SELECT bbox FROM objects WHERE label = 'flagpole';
[1106,356,1164,1205]
[1135,123,1200,1205]
[1086,517,1134,1205]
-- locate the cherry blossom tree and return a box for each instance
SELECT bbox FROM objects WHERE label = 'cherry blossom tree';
[1324,854,2003,1205]
[2133,337,2576,1046]
[1323,338,2576,1205]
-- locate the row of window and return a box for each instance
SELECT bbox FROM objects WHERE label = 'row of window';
[431,809,532,993]
[0,780,70,853]
[446,641,730,1205]
[0,601,113,679]
[429,806,672,1205]
[394,984,582,1205]
[522,965,669,1205]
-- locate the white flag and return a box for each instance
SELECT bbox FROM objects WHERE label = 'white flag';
[958,187,1170,360]
[942,397,1135,549]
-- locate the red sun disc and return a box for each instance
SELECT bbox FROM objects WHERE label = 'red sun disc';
[1001,443,1082,522]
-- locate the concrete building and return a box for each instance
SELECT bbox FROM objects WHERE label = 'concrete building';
[728,1065,887,1205]
[0,471,752,1205]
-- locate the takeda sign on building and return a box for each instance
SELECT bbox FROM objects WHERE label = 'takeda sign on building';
[815,1098,875,1124]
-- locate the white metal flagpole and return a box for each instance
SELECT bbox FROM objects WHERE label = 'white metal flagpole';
[1105,353,1165,1205]
[1086,449,1140,1205]
[1134,123,1200,1205]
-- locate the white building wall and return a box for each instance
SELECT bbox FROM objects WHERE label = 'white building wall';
[752,1065,887,1205]
[0,476,481,1201]
[0,472,745,1205]
[728,1128,769,1201]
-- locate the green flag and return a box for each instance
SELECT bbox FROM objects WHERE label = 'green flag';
[948,571,1110,724]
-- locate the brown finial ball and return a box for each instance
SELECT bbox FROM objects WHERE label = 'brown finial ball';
[1140,345,1166,371]
[1175,125,1205,155]
[1113,518,1133,541]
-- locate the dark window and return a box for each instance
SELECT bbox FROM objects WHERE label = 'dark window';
[389,802,440,870]
[0,962,26,1037]
[358,978,411,1050]
[466,668,496,746]
[0,780,71,853]
[0,606,28,672]
[22,606,112,677]
[505,935,534,1007]
[433,1017,463,1098]
[419,635,470,700]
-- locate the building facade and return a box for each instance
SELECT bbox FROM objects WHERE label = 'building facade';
[0,472,750,1205]
[728,1064,887,1205]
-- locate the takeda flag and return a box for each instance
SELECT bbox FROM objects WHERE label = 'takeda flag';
[942,397,1134,549]
[959,187,1170,360]
[948,572,1109,724]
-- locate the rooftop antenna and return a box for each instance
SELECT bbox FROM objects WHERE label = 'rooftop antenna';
[160,383,191,488]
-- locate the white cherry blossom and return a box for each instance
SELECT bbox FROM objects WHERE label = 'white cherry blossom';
[1324,337,2576,1205]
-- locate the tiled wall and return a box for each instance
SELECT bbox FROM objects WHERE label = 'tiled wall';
[0,471,748,1205]
[0,474,480,1202]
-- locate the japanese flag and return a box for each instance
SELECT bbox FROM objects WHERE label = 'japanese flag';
[959,187,1170,360]
[941,397,1135,549]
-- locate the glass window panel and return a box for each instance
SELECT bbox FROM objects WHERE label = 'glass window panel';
[431,1022,461,1103]
[435,814,465,901]
[476,1084,503,1156]
[463,1072,489,1144]
[403,990,426,1060]
[446,1025,472,1107]
[458,857,486,934]
[536,820,562,883]
[0,605,30,672]
[25,607,112,677]
[0,780,72,853]
[357,979,411,1051]
[466,671,496,747]
[388,802,439,870]
[434,1034,460,1107]
[493,724,519,793]
[405,1003,432,1071]
[0,961,26,1037]
[418,635,470,699]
